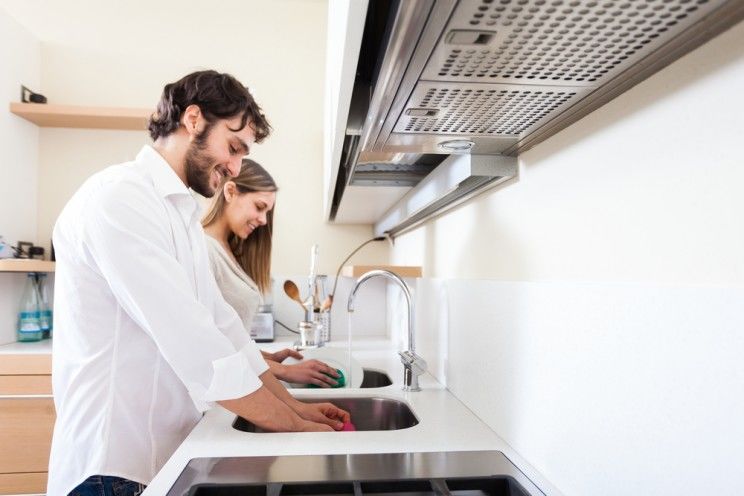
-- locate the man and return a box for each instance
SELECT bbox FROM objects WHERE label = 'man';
[48,70,349,496]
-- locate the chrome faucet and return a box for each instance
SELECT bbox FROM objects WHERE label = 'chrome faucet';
[347,269,427,392]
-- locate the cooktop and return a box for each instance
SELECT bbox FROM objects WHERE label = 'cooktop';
[166,450,544,495]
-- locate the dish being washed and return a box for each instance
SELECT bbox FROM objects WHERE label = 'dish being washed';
[282,347,364,388]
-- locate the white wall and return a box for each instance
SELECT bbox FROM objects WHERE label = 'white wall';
[0,0,391,342]
[29,0,388,279]
[391,21,744,496]
[0,8,40,344]
[272,275,388,339]
[0,0,392,344]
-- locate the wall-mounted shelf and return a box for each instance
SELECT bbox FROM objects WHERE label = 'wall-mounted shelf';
[341,265,422,278]
[10,102,152,130]
[0,260,55,273]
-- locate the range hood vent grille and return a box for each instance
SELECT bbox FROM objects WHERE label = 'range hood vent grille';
[423,0,715,86]
[396,82,585,136]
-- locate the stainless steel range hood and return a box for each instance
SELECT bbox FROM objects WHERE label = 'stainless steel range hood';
[325,0,744,232]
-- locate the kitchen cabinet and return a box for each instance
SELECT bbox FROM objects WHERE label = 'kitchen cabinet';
[0,354,54,495]
[10,102,151,131]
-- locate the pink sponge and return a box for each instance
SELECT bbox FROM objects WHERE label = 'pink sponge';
[341,421,356,431]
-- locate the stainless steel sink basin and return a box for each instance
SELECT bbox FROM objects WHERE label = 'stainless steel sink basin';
[233,396,418,433]
[360,369,392,388]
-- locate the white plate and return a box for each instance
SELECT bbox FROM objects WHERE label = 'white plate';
[283,347,364,388]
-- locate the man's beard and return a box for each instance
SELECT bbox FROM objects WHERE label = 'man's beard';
[184,124,220,198]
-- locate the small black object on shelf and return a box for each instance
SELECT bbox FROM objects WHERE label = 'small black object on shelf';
[29,246,45,260]
[15,241,33,259]
[21,85,47,104]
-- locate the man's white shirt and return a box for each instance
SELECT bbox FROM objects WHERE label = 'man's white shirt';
[47,145,268,495]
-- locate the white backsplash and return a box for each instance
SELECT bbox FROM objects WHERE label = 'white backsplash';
[271,274,388,340]
[390,277,744,496]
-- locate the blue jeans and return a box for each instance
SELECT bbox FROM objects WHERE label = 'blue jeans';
[68,475,146,496]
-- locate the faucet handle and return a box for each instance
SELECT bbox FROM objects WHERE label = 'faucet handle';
[399,350,427,376]
[399,350,427,392]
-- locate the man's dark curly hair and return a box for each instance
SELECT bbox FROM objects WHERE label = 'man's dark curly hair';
[148,70,271,142]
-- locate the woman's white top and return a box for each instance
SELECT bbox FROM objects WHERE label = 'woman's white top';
[48,145,269,495]
[205,235,262,331]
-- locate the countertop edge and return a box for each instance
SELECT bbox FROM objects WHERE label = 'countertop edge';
[0,338,53,354]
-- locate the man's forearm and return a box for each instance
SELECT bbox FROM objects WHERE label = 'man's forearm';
[259,367,303,410]
[217,381,303,432]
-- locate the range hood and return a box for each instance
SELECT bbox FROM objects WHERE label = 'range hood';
[325,0,743,234]
[375,153,517,236]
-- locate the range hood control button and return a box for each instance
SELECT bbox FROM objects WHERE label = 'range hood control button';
[406,108,439,117]
[446,30,495,45]
[439,139,475,151]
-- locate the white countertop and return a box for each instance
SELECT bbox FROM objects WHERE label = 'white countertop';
[0,338,53,354]
[143,338,554,495]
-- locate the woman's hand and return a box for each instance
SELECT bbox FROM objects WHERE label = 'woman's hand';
[264,348,303,363]
[293,401,351,430]
[277,360,341,388]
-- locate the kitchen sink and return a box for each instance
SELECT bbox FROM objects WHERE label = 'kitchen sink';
[233,396,418,433]
[168,451,545,495]
[360,369,392,388]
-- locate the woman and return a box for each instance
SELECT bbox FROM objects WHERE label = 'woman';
[203,158,340,387]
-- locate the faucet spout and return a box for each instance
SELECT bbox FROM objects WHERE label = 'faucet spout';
[347,269,426,391]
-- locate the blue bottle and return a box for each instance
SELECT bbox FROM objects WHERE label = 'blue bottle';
[37,273,53,339]
[17,273,43,342]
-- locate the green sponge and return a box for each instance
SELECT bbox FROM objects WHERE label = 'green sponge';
[307,368,345,388]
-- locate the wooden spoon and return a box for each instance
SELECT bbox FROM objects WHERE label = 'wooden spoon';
[320,294,333,312]
[283,280,306,312]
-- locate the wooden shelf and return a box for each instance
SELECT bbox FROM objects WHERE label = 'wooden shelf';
[0,260,55,273]
[341,265,422,278]
[10,102,152,130]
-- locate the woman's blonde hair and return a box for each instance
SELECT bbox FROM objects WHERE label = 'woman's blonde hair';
[202,158,277,293]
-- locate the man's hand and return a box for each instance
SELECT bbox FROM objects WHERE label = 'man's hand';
[293,401,351,430]
[278,360,341,387]
[266,348,303,363]
[218,386,332,433]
